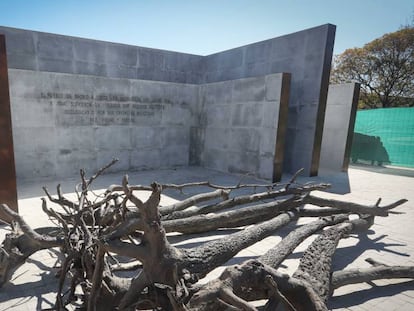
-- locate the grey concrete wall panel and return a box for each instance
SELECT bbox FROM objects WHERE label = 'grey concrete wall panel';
[2,24,338,180]
[202,24,336,176]
[0,28,37,71]
[9,69,198,179]
[130,149,162,171]
[0,26,204,84]
[188,126,204,166]
[199,73,290,181]
[319,83,360,174]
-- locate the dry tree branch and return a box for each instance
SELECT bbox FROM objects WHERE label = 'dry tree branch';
[0,204,62,248]
[88,245,106,311]
[218,287,257,311]
[160,189,230,216]
[264,275,297,311]
[304,195,407,217]
[164,183,330,221]
[259,214,350,268]
[331,258,414,289]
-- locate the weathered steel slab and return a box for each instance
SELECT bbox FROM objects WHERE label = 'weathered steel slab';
[0,34,18,223]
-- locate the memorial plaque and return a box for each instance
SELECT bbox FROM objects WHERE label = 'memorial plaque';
[131,102,164,125]
[37,88,167,128]
[0,34,18,223]
[53,92,95,126]
[95,96,131,126]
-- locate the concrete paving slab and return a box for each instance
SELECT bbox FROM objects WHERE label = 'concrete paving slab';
[1,165,413,310]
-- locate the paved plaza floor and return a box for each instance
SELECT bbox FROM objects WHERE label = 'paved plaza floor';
[0,165,413,310]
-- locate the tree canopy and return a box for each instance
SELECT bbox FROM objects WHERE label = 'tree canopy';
[331,25,414,109]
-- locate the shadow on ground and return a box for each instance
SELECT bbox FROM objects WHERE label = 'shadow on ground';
[350,163,414,178]
[328,280,414,309]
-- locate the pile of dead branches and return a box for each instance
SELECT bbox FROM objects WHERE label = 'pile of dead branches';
[0,159,411,310]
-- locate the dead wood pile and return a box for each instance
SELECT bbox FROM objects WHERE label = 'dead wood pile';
[0,160,411,310]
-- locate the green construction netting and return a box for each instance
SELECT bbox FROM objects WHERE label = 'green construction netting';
[351,107,414,168]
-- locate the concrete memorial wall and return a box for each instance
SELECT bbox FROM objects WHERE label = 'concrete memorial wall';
[9,69,198,179]
[1,23,341,182]
[198,73,290,181]
[0,26,203,83]
[319,83,360,174]
[202,24,336,176]
[9,68,290,181]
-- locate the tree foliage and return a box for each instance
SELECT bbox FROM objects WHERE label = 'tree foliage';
[331,25,414,108]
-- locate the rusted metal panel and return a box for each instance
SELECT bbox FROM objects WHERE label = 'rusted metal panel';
[342,83,360,172]
[0,34,18,223]
[310,25,336,177]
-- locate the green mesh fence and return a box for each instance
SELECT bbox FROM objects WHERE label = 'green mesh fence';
[351,107,414,168]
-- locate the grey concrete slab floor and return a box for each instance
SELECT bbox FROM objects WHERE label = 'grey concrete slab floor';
[1,165,413,310]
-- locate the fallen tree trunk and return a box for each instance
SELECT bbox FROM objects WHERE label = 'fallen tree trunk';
[0,161,411,311]
[0,204,63,287]
[291,216,374,304]
[304,195,408,217]
[163,183,330,220]
[259,214,350,268]
[331,258,414,289]
[184,214,382,310]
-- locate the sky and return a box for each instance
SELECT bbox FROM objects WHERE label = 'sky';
[0,0,413,56]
